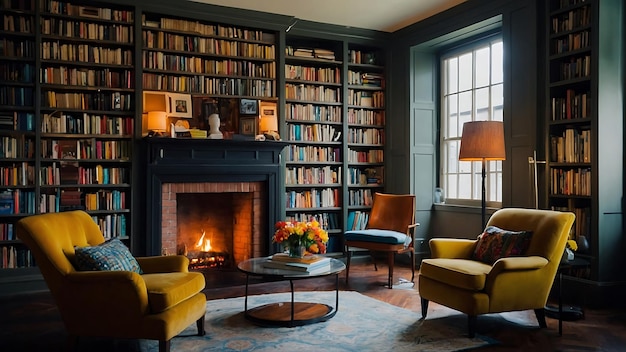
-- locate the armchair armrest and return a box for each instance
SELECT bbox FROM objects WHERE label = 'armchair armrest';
[136,255,189,273]
[429,238,476,259]
[489,256,548,276]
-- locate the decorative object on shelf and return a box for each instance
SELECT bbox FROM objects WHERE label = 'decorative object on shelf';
[273,220,329,257]
[147,111,167,137]
[166,93,193,118]
[208,112,223,139]
[239,116,257,136]
[459,121,506,229]
[239,99,258,115]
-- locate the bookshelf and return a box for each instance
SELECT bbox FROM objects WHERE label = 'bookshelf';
[346,46,385,232]
[141,12,277,98]
[0,0,37,269]
[545,0,623,283]
[284,40,343,252]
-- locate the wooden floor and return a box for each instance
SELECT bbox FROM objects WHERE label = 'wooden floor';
[1,261,626,351]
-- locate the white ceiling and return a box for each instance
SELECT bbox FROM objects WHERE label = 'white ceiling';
[190,0,467,33]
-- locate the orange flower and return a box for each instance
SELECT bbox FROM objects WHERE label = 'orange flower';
[272,220,329,254]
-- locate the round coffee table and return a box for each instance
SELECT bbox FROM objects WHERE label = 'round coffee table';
[237,256,346,327]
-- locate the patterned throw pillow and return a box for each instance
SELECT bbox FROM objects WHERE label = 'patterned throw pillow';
[74,238,143,273]
[471,226,533,265]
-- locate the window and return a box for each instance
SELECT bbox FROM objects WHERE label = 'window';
[441,37,503,206]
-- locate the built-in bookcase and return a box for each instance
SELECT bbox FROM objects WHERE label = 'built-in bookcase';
[346,46,385,231]
[283,39,344,252]
[545,0,623,282]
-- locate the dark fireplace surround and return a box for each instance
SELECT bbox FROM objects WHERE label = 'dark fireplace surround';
[145,138,288,261]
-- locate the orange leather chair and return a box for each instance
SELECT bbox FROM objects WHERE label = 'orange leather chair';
[344,193,419,288]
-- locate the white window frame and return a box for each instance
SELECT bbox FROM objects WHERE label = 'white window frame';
[440,36,504,207]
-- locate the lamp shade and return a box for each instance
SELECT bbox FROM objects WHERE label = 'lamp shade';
[147,111,168,131]
[259,115,278,133]
[459,121,506,161]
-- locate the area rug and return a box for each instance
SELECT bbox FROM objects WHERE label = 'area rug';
[141,291,495,352]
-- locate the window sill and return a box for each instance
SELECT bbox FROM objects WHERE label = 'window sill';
[433,203,500,216]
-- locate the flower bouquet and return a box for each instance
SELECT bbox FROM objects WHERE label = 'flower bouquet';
[273,220,329,257]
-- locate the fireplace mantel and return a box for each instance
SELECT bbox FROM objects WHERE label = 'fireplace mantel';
[144,138,288,256]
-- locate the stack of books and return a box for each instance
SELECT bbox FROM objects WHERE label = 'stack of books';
[263,253,332,273]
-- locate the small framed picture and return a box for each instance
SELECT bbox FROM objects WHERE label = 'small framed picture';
[239,116,257,135]
[167,93,193,118]
[239,99,258,115]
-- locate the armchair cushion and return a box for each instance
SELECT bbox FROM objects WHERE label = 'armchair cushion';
[420,258,492,291]
[344,229,409,245]
[471,226,533,264]
[142,272,206,313]
[74,238,143,274]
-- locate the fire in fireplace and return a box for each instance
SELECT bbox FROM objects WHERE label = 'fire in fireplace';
[182,230,231,270]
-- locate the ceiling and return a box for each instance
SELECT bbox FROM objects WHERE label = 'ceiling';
[190,0,467,33]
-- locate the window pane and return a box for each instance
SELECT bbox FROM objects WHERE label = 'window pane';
[447,58,458,94]
[475,47,490,87]
[491,83,503,121]
[458,174,472,199]
[475,87,489,121]
[458,53,473,92]
[459,159,472,173]
[447,174,458,199]
[447,94,458,138]
[447,142,459,173]
[491,41,503,84]
[473,169,482,199]
[458,91,472,128]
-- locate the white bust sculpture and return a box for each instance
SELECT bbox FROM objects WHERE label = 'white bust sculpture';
[207,113,223,139]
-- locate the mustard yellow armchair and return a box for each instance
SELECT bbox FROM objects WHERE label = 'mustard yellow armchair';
[16,210,207,352]
[418,208,575,337]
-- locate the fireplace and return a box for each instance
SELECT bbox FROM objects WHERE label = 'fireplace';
[145,139,288,272]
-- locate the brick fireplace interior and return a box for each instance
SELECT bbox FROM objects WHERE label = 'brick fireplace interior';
[161,181,267,279]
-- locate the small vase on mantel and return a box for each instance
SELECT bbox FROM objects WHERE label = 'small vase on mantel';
[288,245,306,258]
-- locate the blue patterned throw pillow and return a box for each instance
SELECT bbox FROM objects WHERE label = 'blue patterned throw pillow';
[74,238,142,273]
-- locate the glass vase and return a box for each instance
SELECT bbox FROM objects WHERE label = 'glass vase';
[288,245,306,258]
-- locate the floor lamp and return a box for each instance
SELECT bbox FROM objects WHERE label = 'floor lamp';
[458,121,506,229]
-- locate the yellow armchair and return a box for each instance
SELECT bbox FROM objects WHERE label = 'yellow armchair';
[418,208,575,337]
[16,210,207,352]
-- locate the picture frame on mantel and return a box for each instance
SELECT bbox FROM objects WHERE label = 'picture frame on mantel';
[167,93,193,118]
[239,99,258,115]
[239,116,257,135]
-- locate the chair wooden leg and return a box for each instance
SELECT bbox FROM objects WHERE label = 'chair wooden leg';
[345,247,352,284]
[410,250,415,282]
[159,340,171,352]
[468,315,477,338]
[420,298,429,319]
[534,308,547,328]
[387,252,394,288]
[197,315,206,336]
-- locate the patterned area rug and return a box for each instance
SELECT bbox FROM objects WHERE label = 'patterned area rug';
[142,291,495,352]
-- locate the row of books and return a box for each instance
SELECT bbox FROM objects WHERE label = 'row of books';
[143,31,275,59]
[41,19,133,42]
[39,163,128,186]
[142,51,276,77]
[347,128,384,145]
[347,149,383,163]
[285,212,340,231]
[550,129,591,163]
[262,253,332,273]
[0,246,35,268]
[550,167,591,196]
[285,145,341,163]
[41,42,133,65]
[142,73,275,96]
[92,213,126,239]
[348,167,383,186]
[0,62,34,83]
[285,188,340,209]
[348,50,378,65]
[347,109,385,126]
[288,123,341,143]
[285,166,341,185]
[0,86,34,106]
[41,113,134,135]
[285,84,340,103]
[0,112,34,131]
[2,13,33,33]
[348,189,374,207]
[347,71,384,87]
[0,38,35,58]
[347,90,384,108]
[0,136,35,158]
[347,210,370,231]
[551,90,590,121]
[0,163,35,186]
[44,1,134,22]
[41,139,131,160]
[285,65,341,84]
[285,46,336,61]
[286,104,342,123]
[143,15,268,41]
[40,66,134,89]
[42,91,133,111]
[0,190,35,215]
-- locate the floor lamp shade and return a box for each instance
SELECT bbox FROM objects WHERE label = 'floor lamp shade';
[459,121,506,161]
[458,121,506,230]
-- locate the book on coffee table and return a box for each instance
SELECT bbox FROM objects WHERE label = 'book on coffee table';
[263,254,332,272]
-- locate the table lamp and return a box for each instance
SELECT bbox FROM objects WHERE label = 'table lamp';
[458,121,505,229]
[259,115,279,140]
[147,111,168,137]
